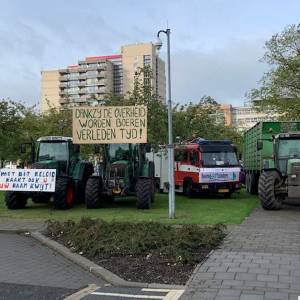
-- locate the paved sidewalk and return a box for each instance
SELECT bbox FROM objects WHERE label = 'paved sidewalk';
[0,233,106,289]
[0,218,45,232]
[181,203,300,300]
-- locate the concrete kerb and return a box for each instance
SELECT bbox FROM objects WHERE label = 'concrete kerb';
[30,231,185,290]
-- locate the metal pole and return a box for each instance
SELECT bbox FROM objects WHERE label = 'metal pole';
[166,29,175,219]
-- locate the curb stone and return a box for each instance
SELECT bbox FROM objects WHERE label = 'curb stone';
[30,231,185,290]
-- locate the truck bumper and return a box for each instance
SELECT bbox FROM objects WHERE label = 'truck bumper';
[192,182,239,195]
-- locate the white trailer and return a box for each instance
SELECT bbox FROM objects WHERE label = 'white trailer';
[146,150,168,192]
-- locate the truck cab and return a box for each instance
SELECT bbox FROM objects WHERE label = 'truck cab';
[174,140,240,197]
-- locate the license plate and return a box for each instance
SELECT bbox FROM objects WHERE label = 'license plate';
[202,185,209,189]
[219,188,229,193]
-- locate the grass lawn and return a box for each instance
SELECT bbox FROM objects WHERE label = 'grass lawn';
[0,189,258,225]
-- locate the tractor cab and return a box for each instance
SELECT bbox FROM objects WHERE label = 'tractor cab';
[22,136,80,176]
[273,133,300,175]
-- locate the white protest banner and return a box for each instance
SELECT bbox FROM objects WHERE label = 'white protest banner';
[0,169,56,192]
[199,167,240,183]
[72,105,147,144]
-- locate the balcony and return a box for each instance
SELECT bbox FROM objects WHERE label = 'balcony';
[59,97,69,104]
[59,82,68,88]
[59,90,68,96]
[79,74,87,79]
[78,89,87,94]
[95,79,106,86]
[78,81,86,87]
[59,75,68,82]
[59,69,69,74]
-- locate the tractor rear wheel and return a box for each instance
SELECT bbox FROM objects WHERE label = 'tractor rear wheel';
[5,192,27,209]
[136,178,153,209]
[53,177,74,209]
[258,171,282,210]
[85,177,103,209]
[32,193,51,204]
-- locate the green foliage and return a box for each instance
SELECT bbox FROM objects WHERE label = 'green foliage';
[102,66,168,147]
[45,217,226,264]
[0,67,242,161]
[173,97,242,150]
[249,23,300,120]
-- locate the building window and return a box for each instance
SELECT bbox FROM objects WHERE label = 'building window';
[68,73,79,79]
[69,80,79,87]
[87,70,98,77]
[68,87,79,94]
[87,78,97,85]
[144,55,151,66]
[87,86,97,93]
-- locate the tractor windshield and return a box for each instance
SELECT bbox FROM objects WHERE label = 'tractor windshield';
[278,139,300,173]
[278,139,300,158]
[108,144,130,162]
[38,142,68,161]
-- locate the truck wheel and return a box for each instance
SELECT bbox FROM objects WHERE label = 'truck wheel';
[85,177,103,209]
[32,193,51,204]
[5,192,27,209]
[258,171,282,210]
[184,180,194,198]
[136,178,152,209]
[53,177,74,209]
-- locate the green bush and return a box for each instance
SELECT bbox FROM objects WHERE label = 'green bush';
[45,218,226,264]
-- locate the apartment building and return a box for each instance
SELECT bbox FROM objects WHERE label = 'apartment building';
[219,104,278,131]
[41,43,166,112]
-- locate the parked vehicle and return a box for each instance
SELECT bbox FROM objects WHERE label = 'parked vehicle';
[85,143,155,209]
[243,121,300,210]
[147,139,241,197]
[5,136,94,210]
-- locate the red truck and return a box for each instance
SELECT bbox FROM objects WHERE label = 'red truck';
[147,139,241,197]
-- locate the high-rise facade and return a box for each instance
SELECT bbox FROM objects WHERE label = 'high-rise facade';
[41,43,166,112]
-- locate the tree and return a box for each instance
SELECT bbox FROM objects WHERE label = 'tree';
[248,23,300,120]
[103,66,168,147]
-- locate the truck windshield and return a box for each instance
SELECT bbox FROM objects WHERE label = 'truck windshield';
[38,142,68,161]
[278,139,300,158]
[202,152,238,167]
[109,144,130,162]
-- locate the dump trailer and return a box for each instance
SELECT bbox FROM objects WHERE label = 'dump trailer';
[243,121,300,209]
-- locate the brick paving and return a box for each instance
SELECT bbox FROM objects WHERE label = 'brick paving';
[181,203,300,300]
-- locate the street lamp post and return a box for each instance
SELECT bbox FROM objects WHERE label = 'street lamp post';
[155,29,175,219]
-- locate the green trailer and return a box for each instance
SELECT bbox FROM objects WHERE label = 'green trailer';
[243,121,300,209]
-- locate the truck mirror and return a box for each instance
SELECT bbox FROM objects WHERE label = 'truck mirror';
[257,140,263,151]
[94,145,101,154]
[73,144,80,154]
[20,144,26,154]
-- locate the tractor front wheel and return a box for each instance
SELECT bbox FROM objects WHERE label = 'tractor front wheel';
[136,178,153,209]
[85,177,103,209]
[258,171,282,210]
[5,192,27,209]
[53,177,74,209]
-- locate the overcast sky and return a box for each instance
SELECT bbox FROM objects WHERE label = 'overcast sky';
[0,0,299,107]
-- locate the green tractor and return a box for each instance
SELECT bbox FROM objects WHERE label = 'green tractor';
[258,132,300,210]
[5,136,94,210]
[85,143,155,209]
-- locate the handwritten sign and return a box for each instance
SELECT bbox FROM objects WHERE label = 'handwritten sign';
[72,105,147,144]
[0,169,56,192]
